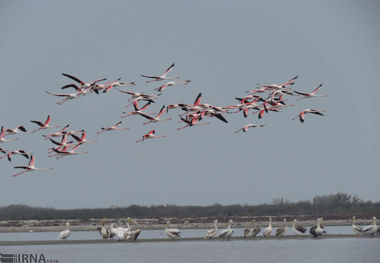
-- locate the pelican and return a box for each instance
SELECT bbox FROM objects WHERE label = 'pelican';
[309,218,325,238]
[263,218,272,237]
[97,221,110,239]
[58,222,70,240]
[205,220,218,239]
[244,219,261,238]
[125,217,142,241]
[292,219,307,236]
[165,221,181,240]
[351,216,363,235]
[275,218,287,236]
[219,220,234,239]
[362,217,377,235]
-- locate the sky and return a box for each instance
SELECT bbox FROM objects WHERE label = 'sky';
[0,0,379,209]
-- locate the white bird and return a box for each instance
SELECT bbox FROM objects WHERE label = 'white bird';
[292,219,307,236]
[205,220,218,239]
[263,218,272,237]
[58,222,70,240]
[275,218,287,236]
[362,217,377,235]
[165,221,181,240]
[244,219,261,238]
[219,220,234,239]
[351,216,363,235]
[309,218,325,237]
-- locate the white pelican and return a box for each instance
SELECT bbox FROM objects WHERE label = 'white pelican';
[58,222,70,240]
[219,220,234,239]
[97,221,110,239]
[244,219,261,238]
[263,218,272,237]
[351,216,363,235]
[275,218,287,236]
[292,219,307,236]
[205,220,218,239]
[125,217,142,241]
[362,217,377,235]
[165,221,181,240]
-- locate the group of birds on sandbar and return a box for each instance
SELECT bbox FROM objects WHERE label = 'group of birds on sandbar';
[2,63,327,177]
[56,216,379,241]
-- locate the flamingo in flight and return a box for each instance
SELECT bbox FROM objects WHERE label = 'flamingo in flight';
[294,83,327,100]
[96,121,129,135]
[136,129,166,143]
[116,88,158,105]
[292,109,325,123]
[45,90,84,105]
[42,124,70,140]
[256,75,298,91]
[140,63,180,83]
[49,144,88,160]
[136,105,171,125]
[0,127,18,144]
[234,124,265,133]
[102,78,136,93]
[48,135,74,153]
[30,115,60,133]
[154,80,191,93]
[61,73,106,91]
[70,131,97,144]
[5,126,27,136]
[177,113,210,131]
[12,154,52,177]
[2,150,30,162]
[121,100,152,118]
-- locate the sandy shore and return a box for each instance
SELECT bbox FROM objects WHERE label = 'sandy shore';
[0,217,374,233]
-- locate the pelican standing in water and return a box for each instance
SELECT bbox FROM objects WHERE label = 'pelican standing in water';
[97,221,110,239]
[276,218,287,236]
[165,221,181,240]
[125,217,142,241]
[244,219,261,238]
[362,217,377,235]
[58,222,70,240]
[309,218,325,238]
[263,218,272,237]
[205,220,218,239]
[219,220,234,239]
[351,216,363,235]
[292,219,307,236]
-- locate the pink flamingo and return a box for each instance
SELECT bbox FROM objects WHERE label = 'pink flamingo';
[140,63,180,83]
[234,124,265,133]
[3,150,30,162]
[5,126,27,136]
[103,78,136,93]
[136,130,166,143]
[294,83,327,100]
[61,73,106,91]
[0,127,18,143]
[49,144,87,160]
[137,106,171,125]
[42,124,70,140]
[121,100,152,118]
[12,155,52,177]
[292,109,325,123]
[70,131,97,144]
[96,121,129,135]
[154,80,191,92]
[30,115,60,133]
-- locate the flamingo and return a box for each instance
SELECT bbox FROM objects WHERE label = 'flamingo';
[48,134,74,153]
[294,83,327,100]
[234,124,265,133]
[5,126,27,136]
[292,109,325,123]
[70,131,97,144]
[30,115,60,133]
[58,222,70,240]
[256,75,298,91]
[117,88,158,104]
[4,150,30,162]
[219,220,234,239]
[263,218,272,237]
[141,63,180,83]
[103,79,136,93]
[45,90,85,105]
[49,143,88,160]
[61,73,106,91]
[205,220,218,239]
[121,100,152,119]
[96,121,129,135]
[42,124,70,140]
[12,154,52,177]
[136,105,171,125]
[177,114,210,131]
[0,127,18,143]
[154,80,191,92]
[136,129,166,143]
[164,221,181,240]
[292,219,307,236]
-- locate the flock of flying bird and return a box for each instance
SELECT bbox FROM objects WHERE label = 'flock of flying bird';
[56,216,380,240]
[1,63,327,177]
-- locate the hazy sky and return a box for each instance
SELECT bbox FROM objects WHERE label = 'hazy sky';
[0,0,379,209]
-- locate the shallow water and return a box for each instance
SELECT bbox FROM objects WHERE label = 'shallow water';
[2,238,379,263]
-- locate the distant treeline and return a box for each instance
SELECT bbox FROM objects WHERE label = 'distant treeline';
[1,193,379,221]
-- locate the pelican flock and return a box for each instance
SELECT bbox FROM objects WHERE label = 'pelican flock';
[0,63,327,178]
